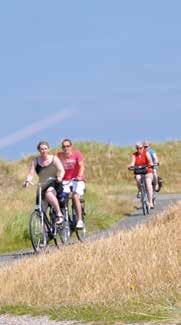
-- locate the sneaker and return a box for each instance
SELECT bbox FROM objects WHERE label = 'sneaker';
[76,219,84,229]
[56,216,64,225]
[137,191,141,199]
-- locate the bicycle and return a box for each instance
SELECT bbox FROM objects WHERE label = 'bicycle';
[129,165,150,215]
[29,177,65,253]
[151,163,160,207]
[57,179,86,243]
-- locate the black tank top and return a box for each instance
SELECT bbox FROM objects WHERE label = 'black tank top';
[35,156,57,183]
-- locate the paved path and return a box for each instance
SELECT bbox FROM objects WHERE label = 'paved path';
[0,193,180,264]
[89,193,181,241]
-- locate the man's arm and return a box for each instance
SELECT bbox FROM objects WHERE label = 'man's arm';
[76,159,85,180]
[54,156,65,181]
[152,152,159,164]
[146,151,153,166]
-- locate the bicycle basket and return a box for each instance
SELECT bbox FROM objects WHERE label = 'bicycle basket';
[134,166,147,175]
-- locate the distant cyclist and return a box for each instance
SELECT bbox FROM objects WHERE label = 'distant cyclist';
[57,139,85,229]
[143,140,159,191]
[128,142,154,209]
[23,141,65,224]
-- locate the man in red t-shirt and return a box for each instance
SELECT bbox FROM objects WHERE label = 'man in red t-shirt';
[57,139,85,229]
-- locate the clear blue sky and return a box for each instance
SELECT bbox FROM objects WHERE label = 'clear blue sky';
[0,1,181,160]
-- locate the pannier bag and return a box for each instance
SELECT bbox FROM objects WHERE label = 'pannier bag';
[156,176,163,192]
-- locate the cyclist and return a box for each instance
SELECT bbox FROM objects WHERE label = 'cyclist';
[23,140,65,224]
[57,138,85,229]
[128,142,154,209]
[143,140,159,191]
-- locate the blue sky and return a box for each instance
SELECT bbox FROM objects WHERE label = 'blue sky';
[0,1,181,160]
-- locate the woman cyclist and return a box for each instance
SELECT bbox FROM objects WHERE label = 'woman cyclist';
[23,140,65,224]
[128,142,154,209]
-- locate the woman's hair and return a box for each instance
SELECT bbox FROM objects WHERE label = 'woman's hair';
[37,141,50,151]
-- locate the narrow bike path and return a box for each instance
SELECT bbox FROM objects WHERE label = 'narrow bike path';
[88,193,181,241]
[115,193,181,231]
[0,193,181,265]
[0,194,179,325]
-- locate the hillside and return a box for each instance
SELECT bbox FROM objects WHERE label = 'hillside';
[0,140,180,322]
[0,140,181,252]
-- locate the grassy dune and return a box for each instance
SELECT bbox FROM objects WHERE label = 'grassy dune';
[0,140,181,252]
[0,203,180,322]
[0,140,181,322]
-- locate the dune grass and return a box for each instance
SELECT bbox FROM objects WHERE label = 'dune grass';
[0,203,180,322]
[0,141,180,322]
[1,139,181,252]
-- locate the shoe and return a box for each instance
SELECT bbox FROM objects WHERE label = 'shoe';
[56,216,64,225]
[76,219,84,229]
[137,191,141,199]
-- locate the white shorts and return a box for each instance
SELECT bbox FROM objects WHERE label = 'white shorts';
[62,180,85,196]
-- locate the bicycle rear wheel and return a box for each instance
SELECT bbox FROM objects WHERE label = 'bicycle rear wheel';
[29,210,48,253]
[75,204,86,242]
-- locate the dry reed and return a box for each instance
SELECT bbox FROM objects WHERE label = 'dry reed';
[0,202,180,309]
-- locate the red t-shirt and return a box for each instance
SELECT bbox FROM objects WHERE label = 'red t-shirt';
[132,150,152,173]
[57,150,85,180]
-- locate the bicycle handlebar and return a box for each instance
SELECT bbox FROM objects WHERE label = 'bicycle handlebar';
[128,165,147,171]
[128,163,159,171]
[23,176,61,188]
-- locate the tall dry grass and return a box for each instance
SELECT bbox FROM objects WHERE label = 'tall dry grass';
[0,202,180,309]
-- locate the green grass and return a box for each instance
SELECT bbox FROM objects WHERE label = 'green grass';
[0,184,134,252]
[0,295,180,324]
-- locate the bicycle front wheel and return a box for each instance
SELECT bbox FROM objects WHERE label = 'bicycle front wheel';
[55,208,71,246]
[76,224,86,242]
[29,210,48,253]
[75,212,86,242]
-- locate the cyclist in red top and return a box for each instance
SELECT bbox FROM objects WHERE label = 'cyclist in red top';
[128,142,154,208]
[57,139,85,229]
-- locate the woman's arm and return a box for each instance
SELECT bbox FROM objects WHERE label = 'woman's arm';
[53,156,65,181]
[128,154,136,168]
[23,159,36,187]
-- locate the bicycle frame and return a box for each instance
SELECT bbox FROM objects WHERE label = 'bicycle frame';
[58,180,86,242]
[139,174,150,215]
[129,165,150,215]
[29,177,58,252]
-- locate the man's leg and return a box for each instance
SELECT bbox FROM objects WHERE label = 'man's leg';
[72,192,82,220]
[72,181,85,228]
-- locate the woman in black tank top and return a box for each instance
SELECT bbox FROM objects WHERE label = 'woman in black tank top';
[23,141,65,224]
